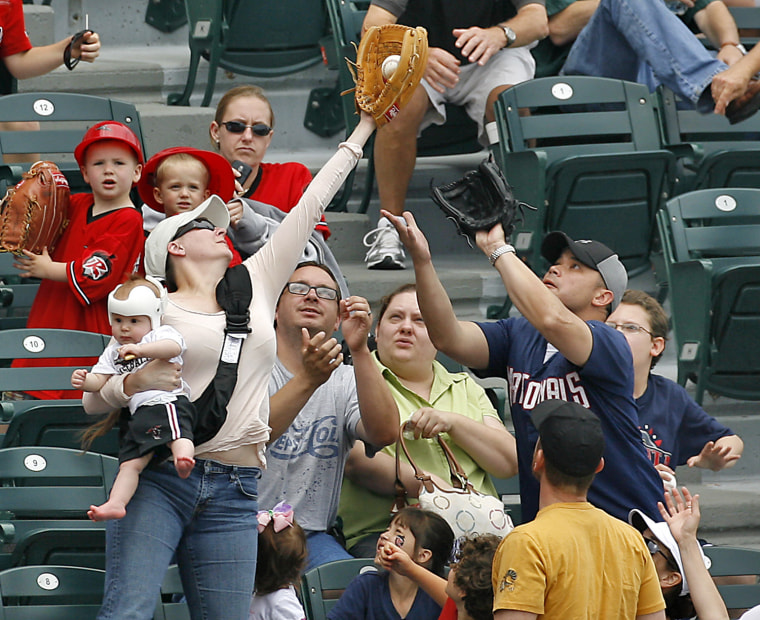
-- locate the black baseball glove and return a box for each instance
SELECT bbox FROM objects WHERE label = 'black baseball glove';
[430,158,533,247]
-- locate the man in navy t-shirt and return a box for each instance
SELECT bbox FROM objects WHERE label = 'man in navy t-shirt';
[384,210,664,523]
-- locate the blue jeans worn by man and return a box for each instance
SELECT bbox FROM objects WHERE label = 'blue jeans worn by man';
[562,0,728,113]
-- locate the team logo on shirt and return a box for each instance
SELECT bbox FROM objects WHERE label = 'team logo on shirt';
[82,251,113,280]
[498,569,518,592]
[640,425,672,466]
[146,425,162,440]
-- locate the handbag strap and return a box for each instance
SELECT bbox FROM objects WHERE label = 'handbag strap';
[394,424,475,499]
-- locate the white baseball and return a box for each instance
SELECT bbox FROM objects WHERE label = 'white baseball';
[382,55,401,80]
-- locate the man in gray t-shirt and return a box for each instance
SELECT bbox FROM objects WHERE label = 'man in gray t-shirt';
[261,262,399,570]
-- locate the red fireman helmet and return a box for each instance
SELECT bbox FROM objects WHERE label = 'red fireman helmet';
[74,121,145,166]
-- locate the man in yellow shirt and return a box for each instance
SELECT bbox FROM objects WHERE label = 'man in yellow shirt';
[492,399,666,619]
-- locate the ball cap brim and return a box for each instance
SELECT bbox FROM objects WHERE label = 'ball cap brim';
[138,147,235,213]
[144,195,230,279]
[628,508,711,597]
[541,231,627,311]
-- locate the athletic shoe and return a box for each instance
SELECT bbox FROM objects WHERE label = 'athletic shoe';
[363,223,405,269]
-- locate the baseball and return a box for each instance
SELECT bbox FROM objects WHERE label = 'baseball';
[382,55,401,80]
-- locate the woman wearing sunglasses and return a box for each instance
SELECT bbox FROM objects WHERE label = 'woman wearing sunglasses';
[209,85,330,239]
[84,109,378,620]
[630,487,728,620]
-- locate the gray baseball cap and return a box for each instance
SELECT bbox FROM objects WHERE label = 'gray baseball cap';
[541,231,627,311]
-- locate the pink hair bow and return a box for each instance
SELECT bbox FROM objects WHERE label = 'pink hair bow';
[257,501,294,533]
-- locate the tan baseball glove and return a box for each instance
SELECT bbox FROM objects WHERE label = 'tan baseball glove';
[353,24,428,126]
[0,161,70,255]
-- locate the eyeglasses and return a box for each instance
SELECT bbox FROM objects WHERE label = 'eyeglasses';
[605,322,653,337]
[645,538,679,572]
[285,282,338,301]
[171,218,216,241]
[221,121,272,136]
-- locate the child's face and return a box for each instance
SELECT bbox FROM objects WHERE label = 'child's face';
[153,161,211,217]
[111,313,152,345]
[80,141,141,203]
[377,517,418,563]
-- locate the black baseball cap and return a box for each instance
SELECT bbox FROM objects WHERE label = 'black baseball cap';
[541,231,627,311]
[532,399,605,477]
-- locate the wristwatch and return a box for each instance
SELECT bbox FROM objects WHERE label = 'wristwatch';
[489,244,516,266]
[502,26,516,48]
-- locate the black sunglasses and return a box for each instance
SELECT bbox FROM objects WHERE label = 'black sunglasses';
[171,218,216,241]
[221,121,272,136]
[285,282,338,301]
[645,538,679,572]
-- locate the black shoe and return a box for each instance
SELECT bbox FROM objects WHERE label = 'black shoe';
[726,79,760,125]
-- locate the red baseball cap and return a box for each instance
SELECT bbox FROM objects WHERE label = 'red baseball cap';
[137,147,235,213]
[74,121,144,166]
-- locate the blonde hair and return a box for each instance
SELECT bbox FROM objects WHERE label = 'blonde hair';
[154,153,210,189]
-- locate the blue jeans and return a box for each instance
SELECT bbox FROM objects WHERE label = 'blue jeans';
[562,0,725,110]
[97,459,261,620]
[305,531,352,571]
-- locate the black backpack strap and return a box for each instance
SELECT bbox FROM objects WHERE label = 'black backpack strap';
[192,264,253,446]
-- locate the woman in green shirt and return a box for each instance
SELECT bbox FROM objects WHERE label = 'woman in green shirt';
[339,283,518,557]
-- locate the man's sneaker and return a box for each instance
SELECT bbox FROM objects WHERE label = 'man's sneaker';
[363,224,405,269]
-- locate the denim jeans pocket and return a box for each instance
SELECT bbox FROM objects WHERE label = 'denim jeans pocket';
[232,467,261,500]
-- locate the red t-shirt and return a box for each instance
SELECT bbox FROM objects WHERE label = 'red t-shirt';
[14,194,145,399]
[0,0,33,58]
[245,161,330,239]
[438,598,458,620]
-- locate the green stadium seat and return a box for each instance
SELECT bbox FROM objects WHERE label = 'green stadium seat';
[0,92,145,195]
[300,558,377,620]
[493,76,676,280]
[168,0,327,107]
[657,86,760,195]
[704,545,760,612]
[656,187,760,404]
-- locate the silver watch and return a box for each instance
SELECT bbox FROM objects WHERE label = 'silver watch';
[502,26,516,48]
[489,244,516,266]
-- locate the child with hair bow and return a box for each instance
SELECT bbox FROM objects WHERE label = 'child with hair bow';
[249,501,308,620]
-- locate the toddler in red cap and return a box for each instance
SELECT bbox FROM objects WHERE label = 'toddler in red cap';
[138,146,242,268]
[12,121,147,400]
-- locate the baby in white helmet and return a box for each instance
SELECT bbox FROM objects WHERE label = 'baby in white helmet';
[72,275,196,521]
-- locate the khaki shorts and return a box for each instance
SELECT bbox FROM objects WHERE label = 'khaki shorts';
[420,45,536,143]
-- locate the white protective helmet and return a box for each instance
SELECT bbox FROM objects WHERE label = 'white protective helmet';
[107,275,167,331]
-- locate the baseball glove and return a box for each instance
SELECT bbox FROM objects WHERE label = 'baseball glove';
[431,158,534,247]
[353,24,428,126]
[0,161,70,254]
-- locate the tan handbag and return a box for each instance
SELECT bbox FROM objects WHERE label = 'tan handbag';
[394,427,513,539]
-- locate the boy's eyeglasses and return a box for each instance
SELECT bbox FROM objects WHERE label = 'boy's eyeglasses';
[221,121,272,136]
[605,322,653,337]
[285,282,338,301]
[171,218,216,241]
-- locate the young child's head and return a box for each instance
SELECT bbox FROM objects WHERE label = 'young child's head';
[255,502,307,595]
[447,534,501,620]
[378,507,454,577]
[138,147,235,217]
[74,121,144,203]
[107,275,166,344]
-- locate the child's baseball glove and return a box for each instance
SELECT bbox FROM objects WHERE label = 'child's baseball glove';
[0,161,70,254]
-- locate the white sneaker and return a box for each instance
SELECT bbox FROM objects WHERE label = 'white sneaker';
[363,223,405,270]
